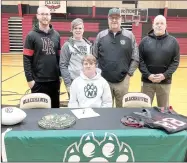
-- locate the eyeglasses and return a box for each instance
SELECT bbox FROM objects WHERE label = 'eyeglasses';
[108,16,121,21]
[38,13,51,16]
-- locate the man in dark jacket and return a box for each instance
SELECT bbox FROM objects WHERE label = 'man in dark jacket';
[93,8,139,107]
[139,15,180,107]
[23,6,61,108]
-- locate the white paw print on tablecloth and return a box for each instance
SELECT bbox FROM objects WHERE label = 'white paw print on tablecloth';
[63,132,135,162]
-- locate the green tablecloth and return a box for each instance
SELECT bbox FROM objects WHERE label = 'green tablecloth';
[2,108,187,162]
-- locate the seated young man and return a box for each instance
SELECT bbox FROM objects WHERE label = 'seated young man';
[68,55,112,108]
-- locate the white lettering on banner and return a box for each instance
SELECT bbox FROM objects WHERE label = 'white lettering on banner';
[154,118,186,129]
[45,1,60,5]
[39,1,66,13]
[121,8,140,15]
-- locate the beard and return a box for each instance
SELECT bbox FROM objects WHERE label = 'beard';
[40,19,50,26]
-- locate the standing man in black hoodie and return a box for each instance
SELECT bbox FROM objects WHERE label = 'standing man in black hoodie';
[23,6,61,108]
[139,15,180,107]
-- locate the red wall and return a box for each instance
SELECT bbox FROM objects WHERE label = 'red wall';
[22,15,35,41]
[167,18,187,55]
[149,17,187,55]
[2,14,187,55]
[52,22,99,32]
[21,15,99,46]
[1,14,18,53]
[132,23,142,45]
[2,15,10,53]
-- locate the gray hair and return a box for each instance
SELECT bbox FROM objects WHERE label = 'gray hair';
[71,18,84,31]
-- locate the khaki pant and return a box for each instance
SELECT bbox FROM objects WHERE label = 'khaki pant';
[108,75,130,107]
[141,82,171,107]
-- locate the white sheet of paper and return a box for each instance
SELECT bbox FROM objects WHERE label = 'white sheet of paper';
[71,108,100,119]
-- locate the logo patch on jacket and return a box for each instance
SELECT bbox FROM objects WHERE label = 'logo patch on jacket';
[84,83,97,98]
[120,40,126,45]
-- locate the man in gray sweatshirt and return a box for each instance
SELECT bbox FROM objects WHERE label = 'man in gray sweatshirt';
[59,18,92,96]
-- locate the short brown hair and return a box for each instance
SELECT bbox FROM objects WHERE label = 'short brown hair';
[71,18,84,31]
[82,55,96,64]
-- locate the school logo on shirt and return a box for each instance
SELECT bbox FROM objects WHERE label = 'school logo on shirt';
[41,37,55,55]
[120,40,126,45]
[77,46,87,55]
[84,83,97,98]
